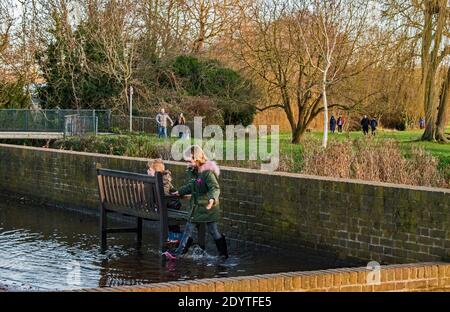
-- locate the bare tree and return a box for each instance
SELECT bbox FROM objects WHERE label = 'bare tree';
[182,0,241,54]
[137,0,191,58]
[0,0,13,55]
[297,0,371,147]
[228,0,382,143]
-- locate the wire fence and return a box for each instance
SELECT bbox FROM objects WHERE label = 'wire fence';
[111,115,195,135]
[111,115,158,133]
[0,109,111,133]
[64,114,98,136]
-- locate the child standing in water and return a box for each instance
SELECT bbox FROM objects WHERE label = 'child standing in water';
[164,145,228,259]
[147,159,182,245]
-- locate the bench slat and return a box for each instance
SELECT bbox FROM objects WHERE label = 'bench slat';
[118,177,126,207]
[138,182,145,208]
[108,176,117,205]
[97,174,105,203]
[120,178,128,207]
[102,175,110,204]
[114,177,121,206]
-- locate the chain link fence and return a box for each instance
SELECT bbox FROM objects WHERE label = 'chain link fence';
[111,115,195,135]
[64,114,99,136]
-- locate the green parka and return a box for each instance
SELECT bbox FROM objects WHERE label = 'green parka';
[178,161,221,223]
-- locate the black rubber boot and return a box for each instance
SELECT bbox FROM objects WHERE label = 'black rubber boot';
[181,237,194,255]
[214,235,228,259]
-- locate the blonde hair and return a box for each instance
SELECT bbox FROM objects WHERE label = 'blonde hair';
[148,159,165,172]
[184,145,207,166]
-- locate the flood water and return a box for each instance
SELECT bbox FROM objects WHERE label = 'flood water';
[0,195,360,291]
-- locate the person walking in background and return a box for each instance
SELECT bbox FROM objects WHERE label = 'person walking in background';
[156,108,173,138]
[419,117,425,129]
[176,113,186,139]
[330,115,337,134]
[361,115,370,135]
[370,117,378,136]
[337,116,344,133]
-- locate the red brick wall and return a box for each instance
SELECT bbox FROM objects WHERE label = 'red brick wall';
[81,262,450,292]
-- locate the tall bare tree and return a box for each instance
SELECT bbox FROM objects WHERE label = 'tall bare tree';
[0,0,13,54]
[297,0,371,147]
[182,0,241,54]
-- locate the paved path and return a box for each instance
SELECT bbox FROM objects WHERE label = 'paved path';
[0,132,64,139]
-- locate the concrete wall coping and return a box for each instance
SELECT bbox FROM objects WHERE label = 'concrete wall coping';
[1,143,449,194]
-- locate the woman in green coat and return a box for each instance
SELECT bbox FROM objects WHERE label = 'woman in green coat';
[164,145,228,259]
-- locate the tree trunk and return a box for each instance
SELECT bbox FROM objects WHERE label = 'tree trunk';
[421,0,446,141]
[192,3,206,54]
[421,66,437,141]
[322,69,329,148]
[292,126,306,144]
[435,67,450,142]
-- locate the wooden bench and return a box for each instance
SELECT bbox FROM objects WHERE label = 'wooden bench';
[96,167,202,250]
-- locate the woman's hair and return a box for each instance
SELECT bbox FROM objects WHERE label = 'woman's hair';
[184,145,207,166]
[148,159,165,172]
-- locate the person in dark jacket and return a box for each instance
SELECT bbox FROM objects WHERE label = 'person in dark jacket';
[361,115,370,135]
[370,117,378,136]
[330,115,337,133]
[164,145,228,260]
[419,117,425,129]
[337,116,344,133]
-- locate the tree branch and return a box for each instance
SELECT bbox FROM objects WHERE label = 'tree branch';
[256,104,285,112]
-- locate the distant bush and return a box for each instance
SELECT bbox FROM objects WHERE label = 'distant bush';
[298,138,447,188]
[52,134,172,159]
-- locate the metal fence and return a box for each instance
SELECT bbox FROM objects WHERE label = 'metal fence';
[110,115,195,135]
[111,115,158,133]
[0,109,111,133]
[64,114,98,136]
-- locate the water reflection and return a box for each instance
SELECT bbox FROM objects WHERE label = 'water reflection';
[0,195,361,290]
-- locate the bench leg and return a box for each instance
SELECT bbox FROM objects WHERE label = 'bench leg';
[137,217,143,247]
[100,205,107,251]
[198,223,206,250]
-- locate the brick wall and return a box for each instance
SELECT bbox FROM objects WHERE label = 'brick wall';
[1,144,450,264]
[80,262,450,292]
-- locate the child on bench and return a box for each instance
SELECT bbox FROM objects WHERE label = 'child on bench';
[147,159,182,246]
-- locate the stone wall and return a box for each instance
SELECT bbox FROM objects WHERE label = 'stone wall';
[1,144,450,264]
